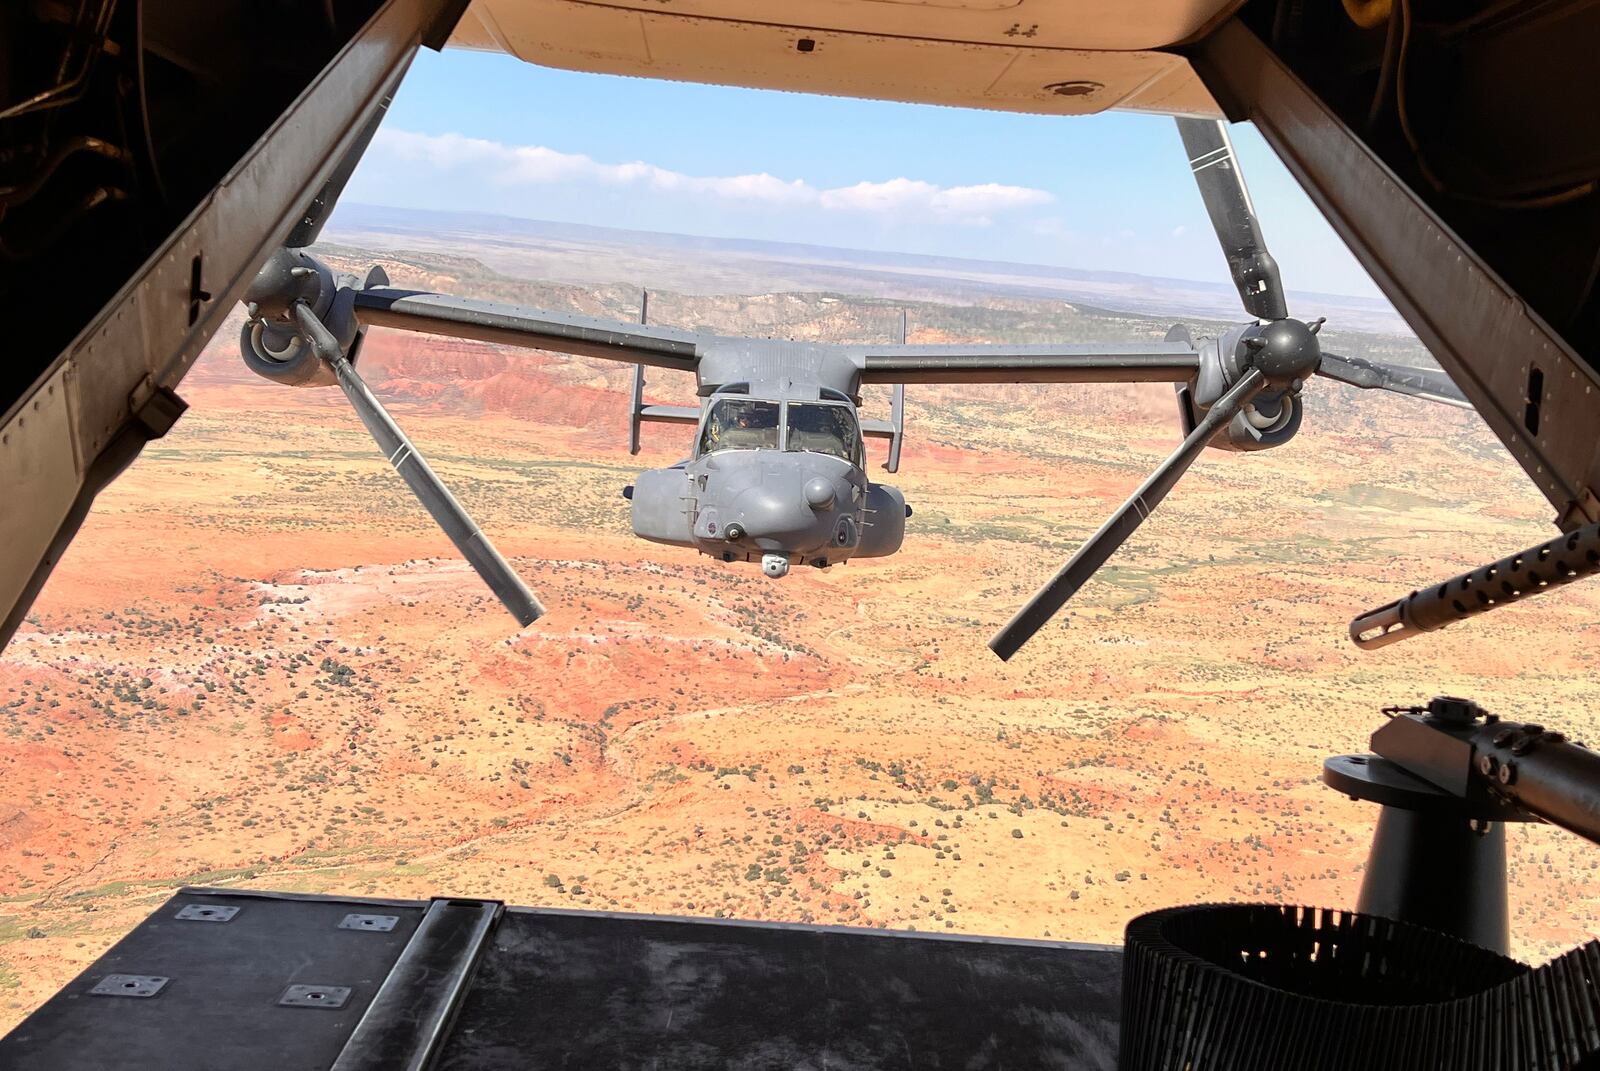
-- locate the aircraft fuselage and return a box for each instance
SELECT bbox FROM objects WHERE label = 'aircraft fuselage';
[628,388,907,576]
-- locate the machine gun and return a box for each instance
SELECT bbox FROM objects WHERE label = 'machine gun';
[1121,696,1600,1070]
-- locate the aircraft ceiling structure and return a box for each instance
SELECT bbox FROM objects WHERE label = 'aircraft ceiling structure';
[447,0,1231,116]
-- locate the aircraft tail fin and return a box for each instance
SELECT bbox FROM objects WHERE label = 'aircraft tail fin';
[861,307,910,473]
[861,382,905,473]
[628,370,698,455]
[627,291,702,454]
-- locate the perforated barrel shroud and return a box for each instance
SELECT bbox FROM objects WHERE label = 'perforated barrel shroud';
[1121,903,1600,1070]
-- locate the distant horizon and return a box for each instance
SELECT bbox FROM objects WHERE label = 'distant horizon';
[340,49,1393,299]
[326,200,1401,311]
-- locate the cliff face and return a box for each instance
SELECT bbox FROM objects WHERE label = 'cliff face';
[357,331,627,430]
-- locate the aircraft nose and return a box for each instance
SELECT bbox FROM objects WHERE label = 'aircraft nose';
[731,471,850,550]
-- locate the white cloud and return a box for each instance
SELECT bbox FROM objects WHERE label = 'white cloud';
[931,182,1053,216]
[819,178,941,214]
[818,178,1049,224]
[372,128,1051,224]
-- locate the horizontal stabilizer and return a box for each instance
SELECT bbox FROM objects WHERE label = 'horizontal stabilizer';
[639,405,700,425]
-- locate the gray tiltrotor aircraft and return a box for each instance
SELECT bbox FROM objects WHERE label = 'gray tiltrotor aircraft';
[240,118,1466,661]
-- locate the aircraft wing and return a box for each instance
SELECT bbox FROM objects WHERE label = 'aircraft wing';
[353,289,703,372]
[856,343,1202,384]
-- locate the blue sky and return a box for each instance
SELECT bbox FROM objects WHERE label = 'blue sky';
[341,46,1384,299]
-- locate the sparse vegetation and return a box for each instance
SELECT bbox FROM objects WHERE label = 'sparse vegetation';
[0,232,1589,1035]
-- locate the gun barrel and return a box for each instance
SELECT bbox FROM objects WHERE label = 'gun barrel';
[1352,521,1600,649]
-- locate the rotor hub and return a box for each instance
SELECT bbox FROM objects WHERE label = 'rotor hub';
[244,247,332,323]
[1246,318,1322,390]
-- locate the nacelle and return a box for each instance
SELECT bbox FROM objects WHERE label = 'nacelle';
[1213,390,1302,452]
[856,484,907,558]
[241,318,341,387]
[629,466,695,548]
[1185,325,1304,453]
[239,248,371,388]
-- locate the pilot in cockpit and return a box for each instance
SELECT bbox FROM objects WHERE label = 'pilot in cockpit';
[703,399,779,453]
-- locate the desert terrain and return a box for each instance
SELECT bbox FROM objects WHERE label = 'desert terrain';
[3,219,1599,1029]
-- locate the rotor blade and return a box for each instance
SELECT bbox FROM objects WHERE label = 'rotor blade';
[353,288,702,372]
[989,367,1267,661]
[1316,350,1472,408]
[1176,118,1289,322]
[859,343,1201,384]
[293,304,545,627]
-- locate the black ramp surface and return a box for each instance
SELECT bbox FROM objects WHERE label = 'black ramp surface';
[437,909,1122,1070]
[0,889,426,1071]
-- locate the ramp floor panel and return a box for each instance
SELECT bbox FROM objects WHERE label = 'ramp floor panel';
[441,908,1121,1070]
[1,888,1123,1070]
[0,889,427,1070]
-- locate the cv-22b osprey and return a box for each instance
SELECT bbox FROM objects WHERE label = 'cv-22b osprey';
[240,119,1466,660]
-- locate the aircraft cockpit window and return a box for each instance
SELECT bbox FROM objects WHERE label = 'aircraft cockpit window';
[699,399,780,454]
[786,403,862,466]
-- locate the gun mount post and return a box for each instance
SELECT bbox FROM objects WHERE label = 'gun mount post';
[1326,694,1600,955]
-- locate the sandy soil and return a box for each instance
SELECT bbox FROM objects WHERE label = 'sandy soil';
[3,323,1598,1030]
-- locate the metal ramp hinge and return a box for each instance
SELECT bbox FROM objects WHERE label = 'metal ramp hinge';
[91,975,169,998]
[176,903,239,923]
[279,984,353,1009]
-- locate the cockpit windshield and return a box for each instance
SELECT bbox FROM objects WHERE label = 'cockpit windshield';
[786,403,862,466]
[699,398,780,455]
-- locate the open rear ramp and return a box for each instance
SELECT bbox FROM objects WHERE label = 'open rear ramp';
[0,887,1122,1070]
